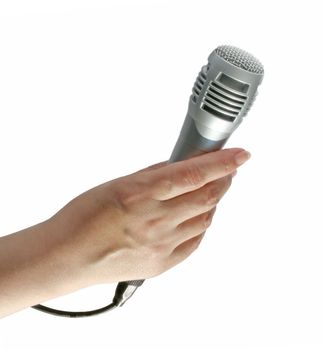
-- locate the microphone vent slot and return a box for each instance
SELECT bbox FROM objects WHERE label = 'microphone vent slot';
[201,80,247,122]
[241,91,258,118]
[191,65,208,103]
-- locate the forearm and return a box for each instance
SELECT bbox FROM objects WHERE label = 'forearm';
[0,219,92,319]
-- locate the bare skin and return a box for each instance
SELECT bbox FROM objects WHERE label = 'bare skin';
[0,148,251,318]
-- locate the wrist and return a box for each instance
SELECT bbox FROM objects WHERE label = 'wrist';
[0,219,93,318]
[43,216,97,292]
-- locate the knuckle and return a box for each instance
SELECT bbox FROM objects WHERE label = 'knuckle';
[220,158,234,173]
[182,162,204,188]
[146,215,165,231]
[124,225,155,252]
[219,175,232,190]
[157,177,174,196]
[147,242,169,261]
[224,175,233,189]
[206,185,220,206]
[203,212,213,229]
[115,181,143,212]
[152,242,167,255]
[116,190,135,211]
[128,215,166,248]
[122,225,145,250]
[192,234,204,250]
[123,226,137,241]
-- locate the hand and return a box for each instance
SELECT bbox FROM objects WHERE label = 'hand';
[47,148,251,285]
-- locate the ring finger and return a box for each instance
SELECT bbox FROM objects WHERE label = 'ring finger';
[161,175,231,227]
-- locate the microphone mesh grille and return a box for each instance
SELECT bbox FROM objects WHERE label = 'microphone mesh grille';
[215,45,264,74]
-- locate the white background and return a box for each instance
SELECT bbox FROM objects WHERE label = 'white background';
[0,1,324,349]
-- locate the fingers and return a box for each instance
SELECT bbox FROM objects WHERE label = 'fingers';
[162,175,232,226]
[166,206,217,267]
[166,232,206,269]
[171,206,217,246]
[145,148,250,201]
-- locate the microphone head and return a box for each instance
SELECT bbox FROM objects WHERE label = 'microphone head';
[189,45,264,139]
[170,45,265,162]
[215,45,264,75]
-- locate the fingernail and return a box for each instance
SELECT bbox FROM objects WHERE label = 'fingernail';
[234,150,251,166]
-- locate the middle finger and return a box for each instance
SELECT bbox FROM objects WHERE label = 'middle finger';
[161,175,232,227]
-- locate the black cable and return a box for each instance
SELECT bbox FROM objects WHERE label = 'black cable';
[31,280,145,318]
[31,301,117,318]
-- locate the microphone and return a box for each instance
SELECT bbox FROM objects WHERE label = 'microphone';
[171,44,264,161]
[114,44,264,307]
[32,45,264,317]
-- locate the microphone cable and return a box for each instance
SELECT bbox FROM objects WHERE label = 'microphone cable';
[31,280,144,318]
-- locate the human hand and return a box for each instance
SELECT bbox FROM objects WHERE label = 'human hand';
[47,148,251,286]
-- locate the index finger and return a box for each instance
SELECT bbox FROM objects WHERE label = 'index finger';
[145,148,251,200]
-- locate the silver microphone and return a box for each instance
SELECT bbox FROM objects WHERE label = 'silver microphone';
[170,44,264,162]
[31,45,265,317]
[115,45,264,307]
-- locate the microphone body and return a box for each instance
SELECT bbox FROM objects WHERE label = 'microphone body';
[116,45,264,306]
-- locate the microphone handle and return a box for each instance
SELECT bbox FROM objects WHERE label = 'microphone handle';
[115,113,229,305]
[169,113,229,162]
